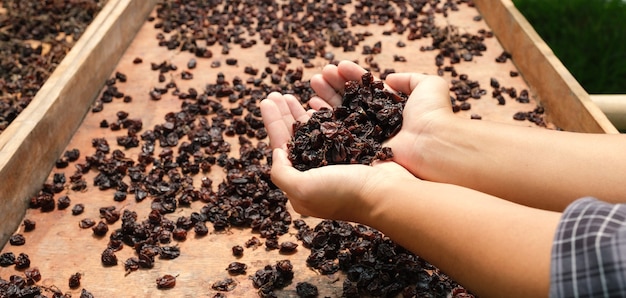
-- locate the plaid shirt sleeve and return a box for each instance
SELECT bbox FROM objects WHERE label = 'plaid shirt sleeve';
[550,197,626,297]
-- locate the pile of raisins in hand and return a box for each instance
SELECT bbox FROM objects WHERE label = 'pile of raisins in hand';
[288,72,406,171]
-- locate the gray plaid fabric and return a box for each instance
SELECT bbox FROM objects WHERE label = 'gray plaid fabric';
[551,197,626,297]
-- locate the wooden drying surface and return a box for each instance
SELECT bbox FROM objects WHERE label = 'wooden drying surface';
[0,1,607,297]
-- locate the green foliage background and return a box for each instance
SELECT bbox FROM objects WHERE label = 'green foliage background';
[513,0,626,94]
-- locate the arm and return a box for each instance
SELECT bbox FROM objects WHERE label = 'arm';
[402,116,626,212]
[385,73,626,211]
[270,141,560,298]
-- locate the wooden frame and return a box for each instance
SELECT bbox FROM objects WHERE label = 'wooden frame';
[0,0,617,250]
[0,0,617,296]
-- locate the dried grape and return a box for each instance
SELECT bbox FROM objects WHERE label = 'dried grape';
[288,72,406,171]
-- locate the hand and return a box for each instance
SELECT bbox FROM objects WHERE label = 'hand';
[309,60,456,177]
[260,92,417,222]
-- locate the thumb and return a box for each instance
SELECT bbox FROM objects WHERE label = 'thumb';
[270,148,299,193]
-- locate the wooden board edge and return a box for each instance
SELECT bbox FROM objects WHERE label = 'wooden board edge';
[0,0,158,246]
[474,0,618,134]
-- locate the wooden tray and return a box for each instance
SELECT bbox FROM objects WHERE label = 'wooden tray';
[0,0,617,296]
[0,0,158,246]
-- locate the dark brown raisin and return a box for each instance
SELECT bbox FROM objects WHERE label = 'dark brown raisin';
[9,234,25,246]
[0,252,16,267]
[296,282,319,298]
[279,241,298,254]
[72,204,85,215]
[22,219,36,232]
[232,245,244,257]
[57,195,71,210]
[15,253,30,269]
[92,221,109,236]
[156,274,177,289]
[79,218,96,229]
[226,262,247,275]
[101,249,118,266]
[69,272,81,289]
[211,277,237,291]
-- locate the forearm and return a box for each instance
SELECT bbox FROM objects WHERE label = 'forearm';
[412,118,626,211]
[358,179,560,298]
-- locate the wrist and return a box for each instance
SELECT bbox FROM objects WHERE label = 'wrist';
[354,170,423,226]
[391,114,465,179]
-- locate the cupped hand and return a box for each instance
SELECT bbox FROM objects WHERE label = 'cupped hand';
[309,60,456,177]
[260,92,418,222]
[270,146,416,222]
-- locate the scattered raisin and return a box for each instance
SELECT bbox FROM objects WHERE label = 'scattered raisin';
[9,234,26,246]
[72,204,85,215]
[156,274,177,289]
[15,253,31,269]
[92,221,109,236]
[0,252,16,267]
[232,245,244,257]
[25,267,42,283]
[79,218,96,229]
[279,241,298,254]
[101,249,118,266]
[296,282,319,298]
[226,262,247,275]
[69,272,82,289]
[212,277,237,292]
[57,195,71,210]
[22,219,36,232]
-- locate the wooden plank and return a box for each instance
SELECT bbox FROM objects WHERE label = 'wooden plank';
[474,0,618,133]
[0,0,158,247]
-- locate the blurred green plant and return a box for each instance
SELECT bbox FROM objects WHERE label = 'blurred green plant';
[513,0,626,94]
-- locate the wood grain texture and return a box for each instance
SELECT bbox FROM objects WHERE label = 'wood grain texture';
[0,0,157,246]
[474,0,618,133]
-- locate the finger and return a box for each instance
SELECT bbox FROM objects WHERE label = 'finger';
[336,60,368,82]
[260,97,292,150]
[311,61,369,107]
[267,92,295,123]
[387,73,450,98]
[270,148,301,195]
[386,73,451,109]
[308,96,333,110]
[283,94,310,124]
[326,60,369,94]
[320,64,346,92]
[310,73,343,107]
[270,148,315,216]
[384,73,429,95]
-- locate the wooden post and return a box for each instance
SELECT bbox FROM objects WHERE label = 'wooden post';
[590,95,626,131]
